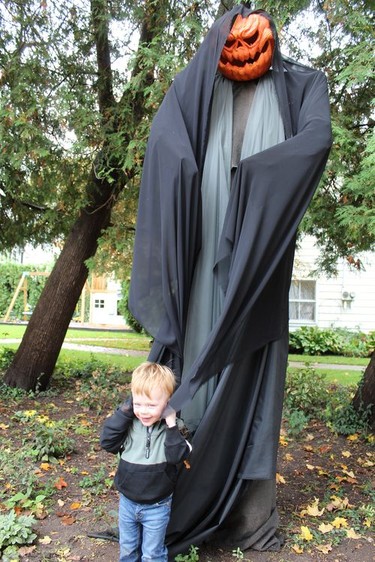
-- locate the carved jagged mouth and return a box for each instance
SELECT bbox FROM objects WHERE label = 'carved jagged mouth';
[220,48,263,67]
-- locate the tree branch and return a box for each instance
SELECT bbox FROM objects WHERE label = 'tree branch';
[91,0,115,116]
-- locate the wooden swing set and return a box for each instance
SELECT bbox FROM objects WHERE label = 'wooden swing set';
[2,271,89,323]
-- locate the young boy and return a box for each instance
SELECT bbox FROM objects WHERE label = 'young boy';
[100,362,191,562]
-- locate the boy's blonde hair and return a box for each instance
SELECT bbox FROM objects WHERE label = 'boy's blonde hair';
[131,362,176,399]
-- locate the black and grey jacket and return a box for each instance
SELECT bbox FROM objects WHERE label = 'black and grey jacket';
[100,401,191,504]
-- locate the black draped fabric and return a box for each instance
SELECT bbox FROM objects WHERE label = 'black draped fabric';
[129,5,332,556]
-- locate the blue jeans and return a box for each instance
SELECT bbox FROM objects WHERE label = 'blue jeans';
[118,493,172,562]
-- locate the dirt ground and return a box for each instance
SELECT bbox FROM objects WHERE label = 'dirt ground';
[0,387,373,562]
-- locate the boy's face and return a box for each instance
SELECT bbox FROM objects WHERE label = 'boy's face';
[132,387,170,427]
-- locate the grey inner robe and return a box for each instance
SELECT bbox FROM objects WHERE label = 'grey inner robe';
[181,72,285,431]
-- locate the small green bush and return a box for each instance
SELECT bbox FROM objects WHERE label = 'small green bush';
[0,510,36,553]
[0,348,16,372]
[327,401,372,435]
[24,422,75,461]
[289,326,374,357]
[118,279,144,333]
[285,365,329,416]
[286,409,310,436]
[175,545,200,562]
[324,379,372,435]
[73,362,130,413]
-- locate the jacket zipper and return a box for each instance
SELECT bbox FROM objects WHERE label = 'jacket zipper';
[145,426,152,459]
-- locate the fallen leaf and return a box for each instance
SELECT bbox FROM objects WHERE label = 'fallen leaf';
[276,473,286,484]
[318,444,331,453]
[300,526,313,541]
[346,528,362,539]
[304,445,314,452]
[357,457,374,468]
[39,536,52,545]
[306,464,315,470]
[342,450,351,458]
[319,523,334,533]
[342,469,355,478]
[285,453,294,461]
[0,423,9,430]
[70,502,81,510]
[346,434,359,441]
[305,433,315,441]
[300,498,324,517]
[40,462,52,471]
[54,477,68,490]
[332,517,348,528]
[336,475,357,484]
[61,515,76,526]
[58,499,65,507]
[291,544,304,553]
[326,496,350,511]
[18,545,36,556]
[316,543,332,554]
[57,548,71,556]
[279,435,288,447]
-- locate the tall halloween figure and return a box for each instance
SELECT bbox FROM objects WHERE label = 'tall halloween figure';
[129,4,332,556]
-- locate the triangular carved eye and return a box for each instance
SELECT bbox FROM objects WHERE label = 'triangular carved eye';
[218,14,275,82]
[244,30,259,46]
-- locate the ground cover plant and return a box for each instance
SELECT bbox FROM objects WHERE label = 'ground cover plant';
[0,347,373,562]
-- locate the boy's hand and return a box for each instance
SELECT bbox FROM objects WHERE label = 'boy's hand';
[119,397,134,415]
[162,403,176,427]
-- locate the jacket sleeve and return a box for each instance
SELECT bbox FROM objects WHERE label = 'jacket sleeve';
[164,425,192,465]
[100,405,134,455]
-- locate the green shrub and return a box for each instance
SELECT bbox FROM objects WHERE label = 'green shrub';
[175,545,200,562]
[286,409,310,436]
[73,362,130,413]
[24,422,75,461]
[289,326,374,357]
[289,326,343,355]
[285,365,329,416]
[0,348,16,372]
[12,410,75,461]
[0,510,36,553]
[118,279,147,334]
[79,467,113,495]
[325,379,372,435]
[327,401,372,435]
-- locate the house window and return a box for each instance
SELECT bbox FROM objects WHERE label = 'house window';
[94,299,105,309]
[289,280,316,322]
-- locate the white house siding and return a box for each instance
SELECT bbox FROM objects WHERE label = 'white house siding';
[291,236,375,333]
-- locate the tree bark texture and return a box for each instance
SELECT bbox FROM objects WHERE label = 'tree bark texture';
[352,352,375,430]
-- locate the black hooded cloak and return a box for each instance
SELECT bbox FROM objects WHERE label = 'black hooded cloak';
[129,5,332,556]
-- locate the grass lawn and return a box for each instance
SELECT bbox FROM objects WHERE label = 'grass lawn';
[289,353,369,367]
[287,366,362,386]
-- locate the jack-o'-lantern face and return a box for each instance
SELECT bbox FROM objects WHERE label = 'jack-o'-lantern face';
[218,13,275,81]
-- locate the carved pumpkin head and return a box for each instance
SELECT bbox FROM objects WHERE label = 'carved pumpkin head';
[218,13,275,81]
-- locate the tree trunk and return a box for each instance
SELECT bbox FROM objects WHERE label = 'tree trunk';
[4,198,112,391]
[352,351,375,430]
